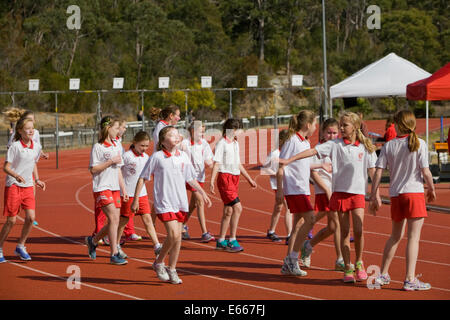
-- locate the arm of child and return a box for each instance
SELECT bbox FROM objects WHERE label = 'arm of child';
[118,169,128,202]
[239,164,257,188]
[421,167,436,203]
[131,178,145,212]
[310,171,331,200]
[278,148,318,166]
[33,165,46,191]
[187,180,212,208]
[3,161,25,184]
[310,162,332,173]
[90,154,121,175]
[209,161,220,194]
[368,167,383,215]
[275,166,284,205]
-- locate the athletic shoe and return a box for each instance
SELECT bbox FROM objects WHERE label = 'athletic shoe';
[97,238,104,245]
[335,259,345,271]
[201,232,215,243]
[103,236,110,246]
[281,256,307,276]
[110,253,128,265]
[117,245,127,259]
[0,249,6,263]
[215,239,229,250]
[343,269,356,283]
[127,233,142,241]
[285,235,290,245]
[300,240,313,268]
[33,221,38,226]
[308,230,313,239]
[166,268,183,284]
[154,243,162,256]
[266,231,282,242]
[375,274,391,286]
[15,245,31,261]
[403,278,431,291]
[85,236,97,260]
[226,239,244,253]
[182,225,190,240]
[153,262,170,281]
[355,261,368,281]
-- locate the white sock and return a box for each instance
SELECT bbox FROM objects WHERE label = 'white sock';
[17,244,25,249]
[268,230,275,234]
[218,238,225,243]
[289,251,299,260]
[229,238,236,242]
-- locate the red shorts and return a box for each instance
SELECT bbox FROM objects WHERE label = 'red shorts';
[93,190,121,209]
[186,181,204,192]
[3,185,35,217]
[217,173,240,205]
[285,194,313,214]
[314,193,331,212]
[157,211,188,223]
[390,193,427,222]
[329,192,365,212]
[120,195,151,217]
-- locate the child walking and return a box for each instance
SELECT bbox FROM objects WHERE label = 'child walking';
[152,105,181,153]
[180,121,215,242]
[276,110,318,276]
[0,117,46,263]
[369,110,435,291]
[280,111,378,282]
[117,131,162,258]
[302,118,344,270]
[132,126,212,284]
[85,116,128,265]
[261,129,292,243]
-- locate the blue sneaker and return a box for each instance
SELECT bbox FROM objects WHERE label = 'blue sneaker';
[15,246,31,261]
[110,253,128,265]
[85,236,97,260]
[33,221,38,226]
[226,239,243,253]
[0,249,6,263]
[216,239,229,250]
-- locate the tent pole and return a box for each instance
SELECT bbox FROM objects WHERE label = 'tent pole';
[426,100,429,152]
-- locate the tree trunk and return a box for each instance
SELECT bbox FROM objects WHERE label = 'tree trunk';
[66,29,79,76]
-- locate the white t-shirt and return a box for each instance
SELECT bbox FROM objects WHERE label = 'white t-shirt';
[152,120,169,153]
[262,149,280,190]
[376,136,429,197]
[314,138,377,195]
[311,144,332,195]
[89,141,124,192]
[114,136,125,155]
[7,129,41,149]
[279,133,311,196]
[121,148,149,197]
[140,149,196,214]
[181,138,214,182]
[5,140,41,187]
[213,137,240,175]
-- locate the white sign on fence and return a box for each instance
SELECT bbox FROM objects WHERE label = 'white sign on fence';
[159,77,170,89]
[113,77,124,89]
[28,79,39,91]
[201,76,212,88]
[292,75,303,87]
[69,78,80,90]
[247,75,258,88]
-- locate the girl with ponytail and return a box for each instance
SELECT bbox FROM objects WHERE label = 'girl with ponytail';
[279,111,378,283]
[369,110,435,291]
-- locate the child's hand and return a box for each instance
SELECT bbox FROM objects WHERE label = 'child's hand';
[36,179,46,191]
[203,193,212,208]
[278,158,289,166]
[122,192,129,202]
[15,175,26,184]
[41,152,50,160]
[131,198,139,213]
[111,154,122,165]
[249,178,257,188]
[426,189,436,203]
[368,201,377,216]
[209,182,215,195]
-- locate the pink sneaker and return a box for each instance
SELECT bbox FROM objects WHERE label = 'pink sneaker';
[343,269,356,283]
[355,261,368,281]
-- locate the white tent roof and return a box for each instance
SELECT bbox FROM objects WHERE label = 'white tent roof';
[330,53,431,99]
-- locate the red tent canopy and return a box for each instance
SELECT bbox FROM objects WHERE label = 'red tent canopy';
[407,62,450,100]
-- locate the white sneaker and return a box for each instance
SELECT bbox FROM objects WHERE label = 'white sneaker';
[153,262,170,281]
[117,245,127,259]
[166,268,183,284]
[127,233,142,241]
[300,240,312,268]
[154,243,162,256]
[281,256,307,276]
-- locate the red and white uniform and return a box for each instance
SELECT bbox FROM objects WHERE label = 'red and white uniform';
[3,140,41,216]
[311,142,332,212]
[140,149,196,220]
[376,135,429,221]
[7,129,41,149]
[279,133,313,213]
[213,136,241,204]
[181,138,214,183]
[152,120,169,153]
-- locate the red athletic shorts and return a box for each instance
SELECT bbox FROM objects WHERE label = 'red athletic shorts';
[390,193,427,222]
[157,211,188,223]
[329,192,365,212]
[314,193,331,212]
[217,172,240,205]
[186,181,204,192]
[93,190,121,209]
[285,194,313,214]
[3,185,35,217]
[120,195,151,217]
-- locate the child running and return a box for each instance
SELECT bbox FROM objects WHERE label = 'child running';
[0,117,46,263]
[117,131,162,258]
[276,110,318,276]
[85,116,128,265]
[280,111,378,282]
[261,129,292,244]
[180,121,215,242]
[303,118,344,271]
[369,110,435,291]
[210,119,257,253]
[132,126,212,284]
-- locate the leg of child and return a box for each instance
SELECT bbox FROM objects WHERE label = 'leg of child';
[283,200,292,237]
[182,193,196,230]
[309,211,333,247]
[351,208,365,264]
[269,198,283,233]
[218,205,233,240]
[94,203,120,256]
[193,191,207,234]
[291,211,315,254]
[117,215,130,244]
[338,211,351,269]
[405,217,424,282]
[0,216,17,248]
[329,211,343,260]
[17,209,35,247]
[167,221,183,270]
[141,213,160,246]
[380,219,406,275]
[228,202,243,240]
[287,215,302,251]
[123,216,135,239]
[155,220,180,266]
